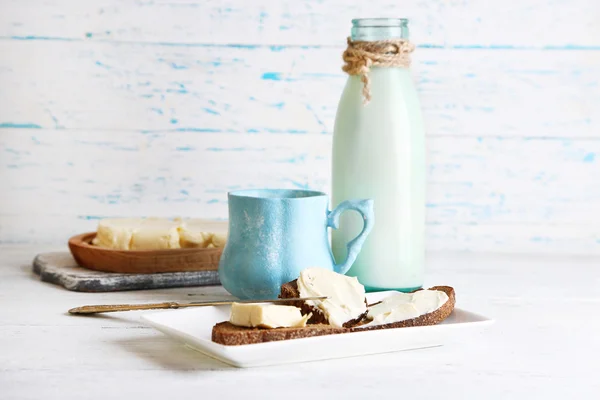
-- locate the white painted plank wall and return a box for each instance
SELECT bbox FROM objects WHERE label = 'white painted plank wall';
[1,0,599,253]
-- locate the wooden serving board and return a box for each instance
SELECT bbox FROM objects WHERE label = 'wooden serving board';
[33,252,220,292]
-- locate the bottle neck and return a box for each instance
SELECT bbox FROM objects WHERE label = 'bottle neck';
[351,18,409,42]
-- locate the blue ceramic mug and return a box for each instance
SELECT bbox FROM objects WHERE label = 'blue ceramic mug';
[218,189,374,299]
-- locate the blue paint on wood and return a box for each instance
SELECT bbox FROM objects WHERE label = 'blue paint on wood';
[0,123,41,129]
[95,61,111,69]
[206,147,248,152]
[265,129,307,134]
[7,35,600,51]
[168,128,219,133]
[173,128,222,133]
[262,72,281,81]
[166,88,188,94]
[278,155,306,164]
[259,10,268,26]
[261,72,339,81]
[176,146,194,151]
[141,127,308,134]
[207,199,220,204]
[531,236,552,243]
[170,118,178,124]
[583,153,595,163]
[284,180,311,189]
[9,35,77,41]
[203,108,220,115]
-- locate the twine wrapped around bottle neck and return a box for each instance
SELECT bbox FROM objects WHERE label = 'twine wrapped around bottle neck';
[342,37,415,104]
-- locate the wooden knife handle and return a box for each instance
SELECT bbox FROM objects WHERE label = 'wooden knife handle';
[68,302,181,315]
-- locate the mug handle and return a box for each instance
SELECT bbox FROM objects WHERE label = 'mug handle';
[327,199,374,275]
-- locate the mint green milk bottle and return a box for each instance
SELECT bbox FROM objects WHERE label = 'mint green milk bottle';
[331,18,426,292]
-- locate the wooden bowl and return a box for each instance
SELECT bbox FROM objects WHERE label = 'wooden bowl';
[68,232,223,274]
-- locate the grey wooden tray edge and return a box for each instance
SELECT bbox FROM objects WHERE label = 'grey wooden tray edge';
[33,252,221,292]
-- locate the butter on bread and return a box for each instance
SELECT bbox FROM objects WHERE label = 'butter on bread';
[280,268,367,328]
[365,289,449,326]
[212,286,456,346]
[229,303,311,329]
[357,286,455,331]
[92,217,227,251]
[212,321,345,346]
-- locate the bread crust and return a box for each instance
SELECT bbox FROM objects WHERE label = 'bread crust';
[212,286,456,345]
[211,322,346,346]
[353,286,456,331]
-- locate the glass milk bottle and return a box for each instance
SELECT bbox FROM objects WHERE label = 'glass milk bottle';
[332,18,425,292]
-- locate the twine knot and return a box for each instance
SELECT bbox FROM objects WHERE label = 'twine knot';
[342,37,415,104]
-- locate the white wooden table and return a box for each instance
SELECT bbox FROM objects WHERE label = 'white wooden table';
[1,245,598,399]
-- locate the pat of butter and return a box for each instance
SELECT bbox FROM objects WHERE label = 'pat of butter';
[211,232,227,248]
[366,290,449,325]
[93,218,180,250]
[92,218,228,250]
[229,303,311,329]
[178,219,228,249]
[297,267,367,328]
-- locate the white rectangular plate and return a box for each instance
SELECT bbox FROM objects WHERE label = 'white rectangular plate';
[141,291,494,368]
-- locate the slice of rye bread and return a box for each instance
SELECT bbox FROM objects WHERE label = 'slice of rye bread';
[278,279,367,327]
[212,286,456,346]
[355,285,456,331]
[212,322,346,346]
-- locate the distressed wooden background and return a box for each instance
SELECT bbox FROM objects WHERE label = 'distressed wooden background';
[1,0,599,253]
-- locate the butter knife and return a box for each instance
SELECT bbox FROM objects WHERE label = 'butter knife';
[68,296,327,315]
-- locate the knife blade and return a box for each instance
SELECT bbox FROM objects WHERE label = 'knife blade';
[68,296,328,315]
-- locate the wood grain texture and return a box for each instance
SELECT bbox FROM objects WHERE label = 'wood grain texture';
[2,246,599,399]
[1,41,598,137]
[68,232,222,273]
[33,252,220,292]
[1,0,599,254]
[2,129,599,252]
[1,0,599,47]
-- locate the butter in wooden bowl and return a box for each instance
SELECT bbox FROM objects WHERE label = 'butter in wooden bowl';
[68,218,228,273]
[92,217,227,250]
[178,219,228,249]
